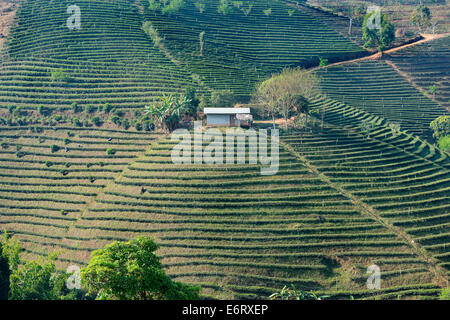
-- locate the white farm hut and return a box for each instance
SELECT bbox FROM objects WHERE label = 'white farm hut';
[204,108,251,127]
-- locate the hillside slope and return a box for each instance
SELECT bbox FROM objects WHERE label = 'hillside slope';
[37,125,447,299]
[0,0,202,111]
[316,60,448,140]
[141,0,366,100]
[387,35,450,111]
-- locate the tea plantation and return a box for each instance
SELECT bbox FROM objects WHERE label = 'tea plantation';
[0,0,448,300]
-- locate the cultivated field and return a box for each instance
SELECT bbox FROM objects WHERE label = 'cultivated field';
[0,0,448,300]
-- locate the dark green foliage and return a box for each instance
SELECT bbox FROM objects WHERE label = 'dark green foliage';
[50,145,60,153]
[0,243,10,300]
[210,89,236,107]
[81,236,201,300]
[37,105,52,116]
[85,105,95,114]
[111,115,121,125]
[72,117,82,127]
[184,86,200,116]
[122,119,130,130]
[362,13,395,51]
[50,68,71,83]
[72,103,82,114]
[143,120,154,131]
[410,5,431,32]
[91,116,102,127]
[103,103,112,113]
[135,121,143,131]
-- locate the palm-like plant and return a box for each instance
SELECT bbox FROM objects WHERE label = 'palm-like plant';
[145,95,191,132]
[269,284,328,300]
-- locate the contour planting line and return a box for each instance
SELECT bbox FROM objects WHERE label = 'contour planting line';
[59,133,168,260]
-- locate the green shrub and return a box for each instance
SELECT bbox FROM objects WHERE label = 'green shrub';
[438,135,450,152]
[430,116,450,140]
[72,102,82,113]
[64,138,71,145]
[122,119,130,130]
[72,117,82,127]
[134,121,143,131]
[111,115,121,125]
[210,89,236,107]
[45,161,53,167]
[440,287,450,300]
[91,116,102,127]
[103,103,112,113]
[50,68,71,83]
[143,120,154,131]
[50,144,60,153]
[85,105,95,114]
[106,148,115,155]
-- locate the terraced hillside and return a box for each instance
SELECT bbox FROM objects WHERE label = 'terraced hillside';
[387,35,450,111]
[5,125,437,299]
[287,1,365,47]
[316,60,449,140]
[0,0,201,111]
[0,126,160,263]
[142,0,366,100]
[0,0,448,301]
[283,125,450,278]
[309,0,450,34]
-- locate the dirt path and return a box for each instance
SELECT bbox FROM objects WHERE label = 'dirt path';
[310,33,450,71]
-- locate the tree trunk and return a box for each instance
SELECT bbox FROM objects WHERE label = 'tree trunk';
[349,18,353,35]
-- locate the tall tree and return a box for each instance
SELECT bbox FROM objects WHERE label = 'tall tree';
[348,6,366,36]
[410,5,432,32]
[81,237,201,300]
[0,244,10,300]
[254,68,318,130]
[362,12,395,52]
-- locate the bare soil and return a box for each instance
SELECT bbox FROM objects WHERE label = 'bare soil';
[0,0,18,49]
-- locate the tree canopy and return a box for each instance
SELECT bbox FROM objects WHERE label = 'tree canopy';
[362,12,395,52]
[81,236,201,300]
[254,67,318,130]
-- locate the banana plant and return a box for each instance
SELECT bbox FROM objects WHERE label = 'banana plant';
[145,94,191,132]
